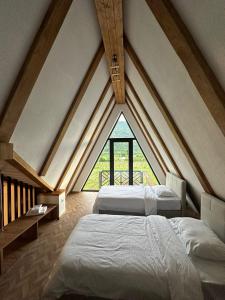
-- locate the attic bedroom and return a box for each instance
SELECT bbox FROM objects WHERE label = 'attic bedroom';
[0,0,225,299]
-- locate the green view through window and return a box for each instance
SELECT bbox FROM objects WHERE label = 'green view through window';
[83,114,158,190]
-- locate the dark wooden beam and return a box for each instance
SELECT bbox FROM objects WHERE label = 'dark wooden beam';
[9,152,53,192]
[55,79,111,190]
[124,45,213,194]
[0,0,73,142]
[95,0,125,103]
[126,93,168,175]
[67,98,115,194]
[39,42,104,176]
[146,0,225,137]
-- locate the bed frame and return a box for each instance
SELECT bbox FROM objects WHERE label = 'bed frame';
[201,192,225,242]
[158,172,186,217]
[99,172,186,218]
[59,192,225,300]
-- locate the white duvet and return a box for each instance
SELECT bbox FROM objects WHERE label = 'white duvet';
[93,185,180,215]
[43,214,203,300]
[93,185,146,214]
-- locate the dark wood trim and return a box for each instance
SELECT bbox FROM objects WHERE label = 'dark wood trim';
[126,94,168,175]
[95,0,125,103]
[14,180,18,219]
[19,182,23,216]
[0,175,3,230]
[128,140,133,185]
[146,0,225,137]
[0,0,73,142]
[67,99,115,194]
[109,138,134,185]
[39,42,105,176]
[7,177,11,224]
[124,39,213,194]
[109,140,114,185]
[55,79,111,190]
[126,75,180,177]
[8,152,53,192]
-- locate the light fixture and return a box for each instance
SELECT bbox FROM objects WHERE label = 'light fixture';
[110,54,120,82]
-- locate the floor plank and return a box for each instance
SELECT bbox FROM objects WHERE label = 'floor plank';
[0,192,97,300]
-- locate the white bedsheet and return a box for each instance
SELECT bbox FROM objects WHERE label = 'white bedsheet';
[43,214,203,300]
[93,185,145,214]
[93,185,181,215]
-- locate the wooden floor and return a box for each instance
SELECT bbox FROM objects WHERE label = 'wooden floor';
[0,192,97,300]
[0,191,198,300]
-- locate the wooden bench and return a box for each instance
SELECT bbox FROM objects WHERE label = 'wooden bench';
[0,204,57,274]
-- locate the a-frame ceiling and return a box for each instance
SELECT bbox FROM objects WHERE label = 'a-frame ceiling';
[0,0,224,208]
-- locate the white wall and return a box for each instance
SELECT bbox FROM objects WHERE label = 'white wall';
[0,0,51,115]
[11,0,102,171]
[124,0,225,203]
[171,0,225,91]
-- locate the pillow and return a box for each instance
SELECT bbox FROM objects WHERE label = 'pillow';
[152,185,176,198]
[176,217,225,261]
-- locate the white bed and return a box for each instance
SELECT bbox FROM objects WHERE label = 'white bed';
[43,193,225,300]
[93,172,186,217]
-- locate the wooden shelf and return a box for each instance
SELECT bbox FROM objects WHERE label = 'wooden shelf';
[0,205,57,274]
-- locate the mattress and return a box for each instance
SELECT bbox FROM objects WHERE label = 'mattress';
[93,185,181,214]
[43,214,203,300]
[93,185,145,214]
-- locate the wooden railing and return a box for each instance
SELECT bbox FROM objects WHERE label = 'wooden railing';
[0,175,38,228]
[99,170,144,187]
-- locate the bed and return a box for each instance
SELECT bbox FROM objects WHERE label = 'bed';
[42,193,225,300]
[93,172,186,217]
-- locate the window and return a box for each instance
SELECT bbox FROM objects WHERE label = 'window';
[83,114,158,191]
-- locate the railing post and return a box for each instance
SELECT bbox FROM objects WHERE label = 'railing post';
[0,175,3,231]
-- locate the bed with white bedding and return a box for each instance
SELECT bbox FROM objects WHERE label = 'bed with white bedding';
[93,172,186,217]
[43,193,225,300]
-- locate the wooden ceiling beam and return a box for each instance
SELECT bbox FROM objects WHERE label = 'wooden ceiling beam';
[39,42,104,176]
[125,93,168,175]
[55,79,111,190]
[0,0,73,142]
[124,38,214,194]
[8,152,53,192]
[146,0,225,137]
[126,75,182,178]
[95,0,125,104]
[67,97,115,194]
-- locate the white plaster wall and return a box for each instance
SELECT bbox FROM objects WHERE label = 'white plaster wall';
[73,104,165,192]
[124,0,225,202]
[122,105,165,184]
[0,0,51,115]
[72,101,118,191]
[60,86,113,189]
[171,0,225,91]
[44,58,111,187]
[11,0,101,172]
[126,84,177,174]
[126,54,204,202]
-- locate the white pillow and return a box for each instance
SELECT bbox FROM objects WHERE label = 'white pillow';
[153,185,176,198]
[176,217,225,261]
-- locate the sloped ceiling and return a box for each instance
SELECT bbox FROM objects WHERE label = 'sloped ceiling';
[0,0,51,114]
[124,0,225,202]
[171,0,225,90]
[0,0,224,207]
